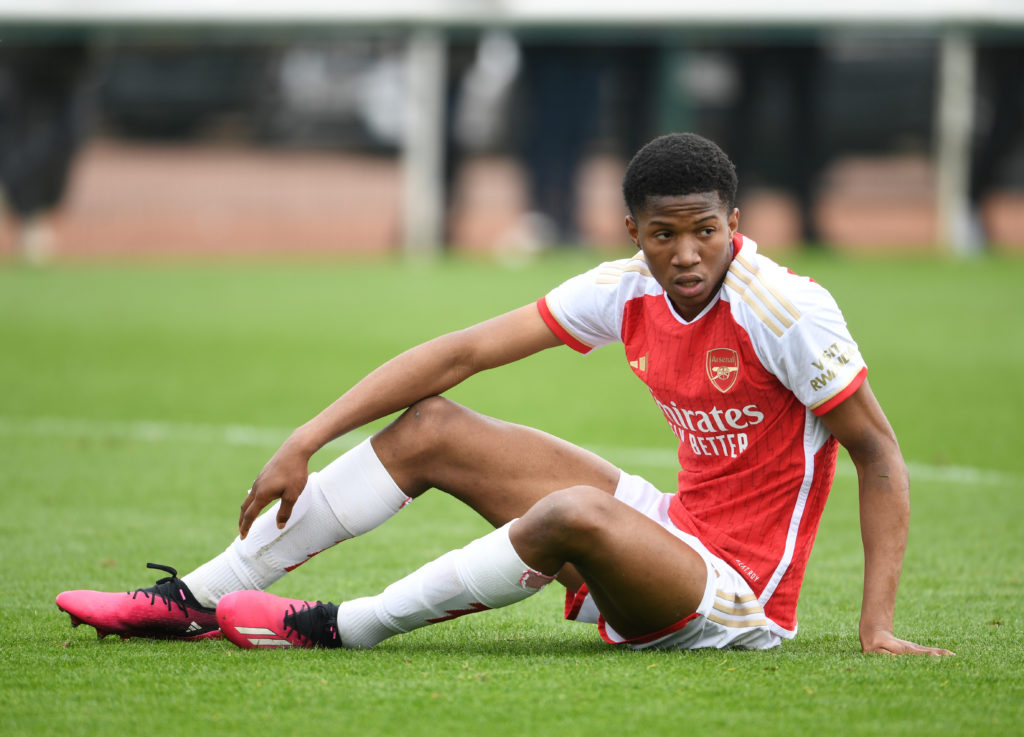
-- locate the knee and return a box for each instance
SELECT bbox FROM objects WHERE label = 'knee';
[406,395,458,422]
[388,396,457,443]
[375,396,468,464]
[404,395,460,426]
[524,485,617,544]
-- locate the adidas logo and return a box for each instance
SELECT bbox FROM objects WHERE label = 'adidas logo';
[629,353,648,373]
[185,621,204,634]
[235,626,293,647]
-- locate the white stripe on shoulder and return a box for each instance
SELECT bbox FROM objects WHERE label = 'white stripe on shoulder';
[724,253,803,337]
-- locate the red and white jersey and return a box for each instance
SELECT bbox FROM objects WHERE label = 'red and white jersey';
[537,234,867,637]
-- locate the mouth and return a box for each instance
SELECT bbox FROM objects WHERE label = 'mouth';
[673,275,704,297]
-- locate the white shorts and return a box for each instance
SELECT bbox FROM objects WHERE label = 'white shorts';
[563,471,781,651]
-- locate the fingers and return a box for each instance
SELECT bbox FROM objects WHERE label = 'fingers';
[239,477,277,539]
[276,493,297,530]
[237,483,304,539]
[237,444,312,538]
[239,488,263,540]
[864,637,955,657]
[238,488,255,532]
[901,642,955,657]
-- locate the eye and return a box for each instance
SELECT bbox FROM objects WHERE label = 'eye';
[699,226,716,237]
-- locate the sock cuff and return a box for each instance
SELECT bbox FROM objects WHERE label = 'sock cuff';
[316,437,411,537]
[335,521,553,648]
[457,521,555,606]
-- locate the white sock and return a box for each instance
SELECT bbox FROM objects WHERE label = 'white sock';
[183,438,409,607]
[335,521,554,649]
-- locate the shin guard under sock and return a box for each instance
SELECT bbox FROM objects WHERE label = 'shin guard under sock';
[335,521,554,648]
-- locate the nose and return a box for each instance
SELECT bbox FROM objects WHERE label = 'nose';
[671,237,701,267]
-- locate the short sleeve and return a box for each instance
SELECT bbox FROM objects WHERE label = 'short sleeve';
[538,256,659,354]
[761,287,867,415]
[726,250,868,416]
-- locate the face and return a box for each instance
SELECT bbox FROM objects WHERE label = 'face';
[626,192,740,321]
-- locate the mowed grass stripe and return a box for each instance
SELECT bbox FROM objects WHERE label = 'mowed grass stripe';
[1,413,1020,488]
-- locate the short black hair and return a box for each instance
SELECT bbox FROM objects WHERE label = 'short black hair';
[622,133,738,216]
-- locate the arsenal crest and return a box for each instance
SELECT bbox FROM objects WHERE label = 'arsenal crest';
[706,348,739,393]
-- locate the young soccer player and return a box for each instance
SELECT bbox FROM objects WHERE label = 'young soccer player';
[57,133,952,655]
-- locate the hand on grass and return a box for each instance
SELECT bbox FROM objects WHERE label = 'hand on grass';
[860,629,955,657]
[239,435,313,539]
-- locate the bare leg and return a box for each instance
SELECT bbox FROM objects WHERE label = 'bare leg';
[373,396,620,527]
[510,485,706,639]
[372,396,621,591]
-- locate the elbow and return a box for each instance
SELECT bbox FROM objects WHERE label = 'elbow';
[878,452,909,488]
[848,436,909,489]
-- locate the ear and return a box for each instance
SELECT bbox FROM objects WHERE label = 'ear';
[625,214,640,247]
[728,207,740,237]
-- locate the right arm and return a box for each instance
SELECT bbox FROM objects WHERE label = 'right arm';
[239,303,562,537]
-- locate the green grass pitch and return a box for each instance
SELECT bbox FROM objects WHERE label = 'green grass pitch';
[1,251,1022,736]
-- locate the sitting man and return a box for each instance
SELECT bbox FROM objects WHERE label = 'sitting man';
[57,133,951,656]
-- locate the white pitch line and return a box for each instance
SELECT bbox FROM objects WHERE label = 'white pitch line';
[0,415,370,454]
[588,443,1021,487]
[1,415,1020,487]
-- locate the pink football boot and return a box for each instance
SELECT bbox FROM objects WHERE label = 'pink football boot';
[56,563,219,640]
[217,590,342,649]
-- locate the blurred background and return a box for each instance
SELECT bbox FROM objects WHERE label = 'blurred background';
[0,1,1022,262]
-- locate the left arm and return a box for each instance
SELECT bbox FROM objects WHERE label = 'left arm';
[819,380,953,656]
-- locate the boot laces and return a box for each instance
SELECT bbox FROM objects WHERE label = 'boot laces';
[127,563,198,615]
[282,600,342,649]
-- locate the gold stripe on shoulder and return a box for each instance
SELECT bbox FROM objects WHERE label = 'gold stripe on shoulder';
[597,261,651,278]
[596,257,651,285]
[735,252,802,321]
[727,265,794,330]
[620,263,652,276]
[724,274,784,337]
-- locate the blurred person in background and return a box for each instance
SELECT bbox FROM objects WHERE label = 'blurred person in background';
[0,43,94,264]
[515,43,606,247]
[725,44,824,246]
[969,42,1024,247]
[512,42,658,248]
